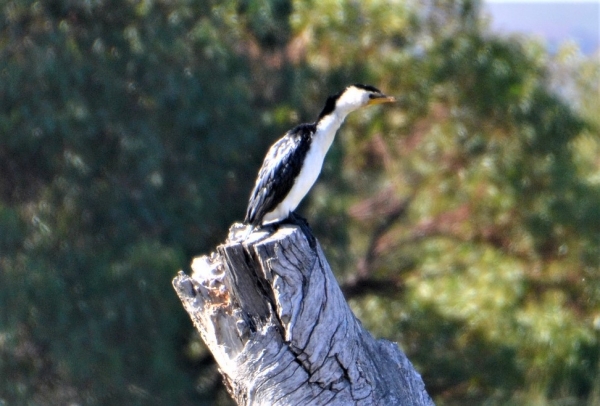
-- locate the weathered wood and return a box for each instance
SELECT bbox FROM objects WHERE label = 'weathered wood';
[173,224,434,406]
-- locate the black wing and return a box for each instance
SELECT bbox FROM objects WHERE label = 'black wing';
[244,124,315,226]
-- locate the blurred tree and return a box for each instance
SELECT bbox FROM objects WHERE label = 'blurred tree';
[0,0,598,404]
[294,0,600,404]
[0,0,284,403]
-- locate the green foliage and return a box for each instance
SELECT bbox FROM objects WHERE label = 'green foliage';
[0,0,274,403]
[1,0,598,404]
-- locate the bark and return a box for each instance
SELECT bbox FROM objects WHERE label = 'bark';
[172,224,434,406]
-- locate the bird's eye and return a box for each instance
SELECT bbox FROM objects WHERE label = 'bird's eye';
[368,93,379,99]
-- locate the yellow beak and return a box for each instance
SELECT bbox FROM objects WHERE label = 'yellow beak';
[367,95,397,106]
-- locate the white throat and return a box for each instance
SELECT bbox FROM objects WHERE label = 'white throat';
[314,111,347,155]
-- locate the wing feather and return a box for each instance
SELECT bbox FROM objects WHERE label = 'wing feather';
[244,124,314,225]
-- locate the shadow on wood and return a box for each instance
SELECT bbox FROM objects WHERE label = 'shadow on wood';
[173,224,434,406]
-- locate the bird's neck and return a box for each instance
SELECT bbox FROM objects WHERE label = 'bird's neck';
[314,111,347,154]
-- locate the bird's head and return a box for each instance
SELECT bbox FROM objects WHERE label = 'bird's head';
[319,84,396,119]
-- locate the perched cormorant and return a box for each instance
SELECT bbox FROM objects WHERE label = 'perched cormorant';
[244,84,395,242]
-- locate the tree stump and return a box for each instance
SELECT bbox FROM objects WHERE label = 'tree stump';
[172,224,434,405]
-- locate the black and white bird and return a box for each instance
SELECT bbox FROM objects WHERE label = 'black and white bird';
[244,84,395,236]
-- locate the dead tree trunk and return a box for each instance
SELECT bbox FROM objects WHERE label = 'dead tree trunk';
[172,224,434,406]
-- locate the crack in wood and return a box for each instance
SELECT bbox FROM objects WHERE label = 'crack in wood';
[173,224,434,406]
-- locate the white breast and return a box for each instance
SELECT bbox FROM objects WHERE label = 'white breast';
[261,113,344,224]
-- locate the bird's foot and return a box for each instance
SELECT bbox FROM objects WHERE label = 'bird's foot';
[286,212,317,250]
[264,223,280,237]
